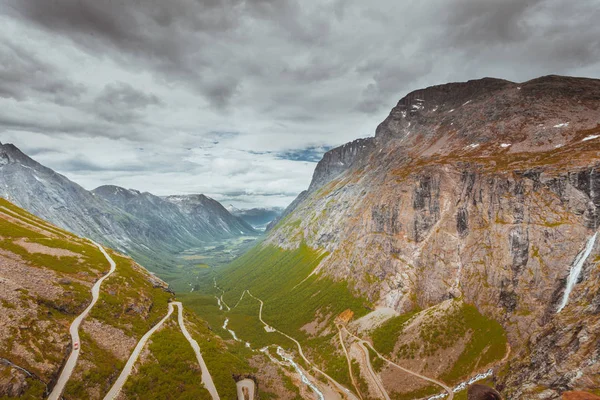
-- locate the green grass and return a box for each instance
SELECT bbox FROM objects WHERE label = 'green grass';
[211,242,371,391]
[440,304,507,383]
[218,243,370,341]
[122,319,211,400]
[0,198,77,239]
[89,253,172,337]
[370,301,507,387]
[65,253,173,398]
[368,346,384,373]
[390,384,439,400]
[0,198,181,396]
[371,311,419,356]
[64,330,125,399]
[179,308,254,400]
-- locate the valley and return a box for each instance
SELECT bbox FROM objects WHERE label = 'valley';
[0,199,255,400]
[3,75,600,400]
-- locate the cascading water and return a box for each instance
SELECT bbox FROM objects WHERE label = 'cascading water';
[276,347,324,400]
[222,318,241,341]
[557,232,598,313]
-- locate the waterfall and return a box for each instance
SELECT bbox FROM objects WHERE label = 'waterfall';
[276,347,325,400]
[557,232,597,313]
[222,318,240,341]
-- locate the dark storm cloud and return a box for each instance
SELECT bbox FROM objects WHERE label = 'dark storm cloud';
[443,0,546,45]
[4,0,297,109]
[0,39,85,104]
[435,0,600,72]
[1,0,600,207]
[94,82,161,123]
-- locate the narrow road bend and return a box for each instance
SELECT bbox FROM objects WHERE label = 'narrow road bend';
[353,340,390,400]
[341,327,453,400]
[244,290,359,400]
[173,301,220,400]
[336,325,363,400]
[103,303,175,400]
[48,241,117,400]
[103,302,220,400]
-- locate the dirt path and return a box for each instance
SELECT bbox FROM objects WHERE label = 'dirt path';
[48,241,117,400]
[341,327,453,400]
[355,341,390,400]
[336,325,363,400]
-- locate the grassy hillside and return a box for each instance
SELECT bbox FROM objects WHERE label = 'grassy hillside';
[0,198,283,399]
[0,199,175,399]
[64,253,174,399]
[218,243,370,337]
[211,242,371,388]
[121,316,212,400]
[370,299,507,392]
[0,198,116,397]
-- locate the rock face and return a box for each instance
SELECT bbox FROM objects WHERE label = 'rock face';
[562,392,600,400]
[266,138,375,231]
[163,194,256,236]
[265,75,600,398]
[307,137,376,193]
[0,143,255,270]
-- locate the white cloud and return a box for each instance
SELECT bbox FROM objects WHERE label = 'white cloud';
[1,0,599,208]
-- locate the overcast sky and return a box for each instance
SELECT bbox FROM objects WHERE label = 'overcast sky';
[1,0,599,208]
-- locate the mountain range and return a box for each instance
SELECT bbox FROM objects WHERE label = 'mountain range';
[219,75,600,399]
[2,75,600,399]
[0,142,256,271]
[226,205,284,230]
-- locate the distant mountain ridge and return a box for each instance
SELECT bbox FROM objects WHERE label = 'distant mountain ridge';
[226,205,284,230]
[0,142,256,271]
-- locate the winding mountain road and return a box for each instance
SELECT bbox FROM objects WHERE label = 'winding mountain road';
[103,302,220,400]
[244,291,359,400]
[103,303,175,400]
[48,241,117,400]
[355,341,390,400]
[336,325,363,400]
[341,327,453,400]
[174,301,220,400]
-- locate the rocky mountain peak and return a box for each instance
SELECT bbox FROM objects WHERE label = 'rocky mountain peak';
[394,77,513,111]
[1,142,36,167]
[264,75,600,398]
[374,75,600,155]
[308,137,376,193]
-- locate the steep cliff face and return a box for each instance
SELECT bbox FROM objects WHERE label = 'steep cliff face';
[307,137,376,193]
[266,138,375,231]
[265,75,600,398]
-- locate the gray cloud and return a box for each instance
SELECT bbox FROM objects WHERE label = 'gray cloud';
[0,39,86,104]
[444,0,546,46]
[1,0,599,207]
[94,82,161,123]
